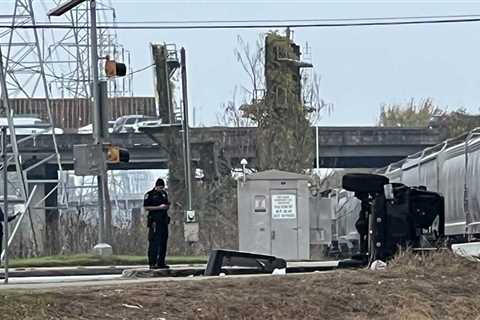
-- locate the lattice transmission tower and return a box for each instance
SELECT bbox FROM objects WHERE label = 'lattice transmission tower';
[0,0,66,256]
[44,0,133,99]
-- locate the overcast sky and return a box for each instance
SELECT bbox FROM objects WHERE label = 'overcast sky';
[5,0,480,126]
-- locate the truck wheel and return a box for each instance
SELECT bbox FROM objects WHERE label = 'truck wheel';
[342,173,389,194]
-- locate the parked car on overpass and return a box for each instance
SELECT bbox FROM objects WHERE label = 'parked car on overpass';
[134,118,164,131]
[112,115,157,133]
[78,121,115,134]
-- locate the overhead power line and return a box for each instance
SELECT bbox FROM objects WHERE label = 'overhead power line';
[2,16,480,30]
[49,13,480,25]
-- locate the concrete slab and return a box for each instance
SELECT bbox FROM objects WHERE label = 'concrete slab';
[92,243,113,256]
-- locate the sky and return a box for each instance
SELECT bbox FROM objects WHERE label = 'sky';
[5,0,480,127]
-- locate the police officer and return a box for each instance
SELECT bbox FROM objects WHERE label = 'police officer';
[143,178,170,269]
[0,207,18,253]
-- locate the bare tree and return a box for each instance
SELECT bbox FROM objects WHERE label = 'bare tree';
[216,86,254,127]
[234,35,265,103]
[302,71,334,124]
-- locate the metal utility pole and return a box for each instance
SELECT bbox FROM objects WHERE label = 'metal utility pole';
[98,80,112,244]
[89,0,107,246]
[181,47,192,211]
[0,45,9,283]
[2,127,8,284]
[316,124,319,174]
[90,1,113,251]
[48,0,112,255]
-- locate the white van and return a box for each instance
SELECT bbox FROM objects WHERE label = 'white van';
[0,116,63,135]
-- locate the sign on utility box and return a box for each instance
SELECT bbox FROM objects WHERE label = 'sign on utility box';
[271,194,297,219]
[73,144,105,176]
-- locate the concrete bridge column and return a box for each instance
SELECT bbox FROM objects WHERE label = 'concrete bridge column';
[44,165,59,256]
[12,177,46,257]
[26,164,59,256]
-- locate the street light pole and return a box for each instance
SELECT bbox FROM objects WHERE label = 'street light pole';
[180,48,192,211]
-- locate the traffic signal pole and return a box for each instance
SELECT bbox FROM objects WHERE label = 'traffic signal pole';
[47,0,113,253]
[90,0,111,252]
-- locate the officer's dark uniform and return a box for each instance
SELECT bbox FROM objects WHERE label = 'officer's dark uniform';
[0,208,17,253]
[143,183,170,268]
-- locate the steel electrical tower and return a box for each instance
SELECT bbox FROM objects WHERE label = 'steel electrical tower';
[45,0,133,98]
[0,0,66,257]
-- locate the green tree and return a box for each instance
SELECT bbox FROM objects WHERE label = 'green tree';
[377,98,442,127]
[434,108,480,138]
[376,98,480,139]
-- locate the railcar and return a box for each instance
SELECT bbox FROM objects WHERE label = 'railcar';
[333,128,480,252]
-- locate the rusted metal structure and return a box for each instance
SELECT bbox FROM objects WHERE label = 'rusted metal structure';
[151,43,180,124]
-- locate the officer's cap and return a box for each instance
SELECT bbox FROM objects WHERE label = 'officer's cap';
[155,178,165,187]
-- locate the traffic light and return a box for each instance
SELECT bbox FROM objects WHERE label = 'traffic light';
[105,56,127,77]
[106,145,129,163]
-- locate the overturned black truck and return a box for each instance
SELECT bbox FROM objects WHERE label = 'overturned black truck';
[338,173,445,267]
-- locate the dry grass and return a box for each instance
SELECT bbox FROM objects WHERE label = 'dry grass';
[1,250,480,320]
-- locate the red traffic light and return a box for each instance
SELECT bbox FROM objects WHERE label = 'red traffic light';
[105,56,127,77]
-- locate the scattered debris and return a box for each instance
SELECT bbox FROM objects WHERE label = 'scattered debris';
[370,260,387,271]
[272,268,287,275]
[451,242,480,262]
[122,303,143,310]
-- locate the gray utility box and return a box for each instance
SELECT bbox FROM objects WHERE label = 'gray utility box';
[238,170,332,260]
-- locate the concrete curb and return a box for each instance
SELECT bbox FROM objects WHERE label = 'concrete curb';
[0,266,129,278]
[0,261,339,279]
[122,264,339,278]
